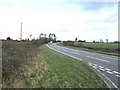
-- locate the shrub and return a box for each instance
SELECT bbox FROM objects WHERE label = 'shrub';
[75,43,84,47]
[63,41,74,46]
[6,37,12,40]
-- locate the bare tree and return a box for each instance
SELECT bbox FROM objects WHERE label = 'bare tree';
[49,33,51,39]
[45,34,46,38]
[49,33,56,41]
[53,34,56,41]
[39,33,47,38]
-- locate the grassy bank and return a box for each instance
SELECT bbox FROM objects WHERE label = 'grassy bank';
[61,41,120,56]
[38,45,108,88]
[2,40,108,88]
[2,40,47,88]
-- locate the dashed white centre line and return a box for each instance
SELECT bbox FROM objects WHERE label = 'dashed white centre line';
[73,52,81,55]
[86,56,109,63]
[63,49,67,51]
[81,51,95,55]
[101,55,118,60]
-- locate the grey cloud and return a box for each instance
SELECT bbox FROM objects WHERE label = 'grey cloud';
[77,2,117,12]
[103,11,118,23]
[84,10,117,24]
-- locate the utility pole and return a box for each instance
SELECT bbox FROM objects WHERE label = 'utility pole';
[20,22,22,40]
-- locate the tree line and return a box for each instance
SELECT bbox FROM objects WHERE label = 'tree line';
[6,33,57,41]
[75,38,120,43]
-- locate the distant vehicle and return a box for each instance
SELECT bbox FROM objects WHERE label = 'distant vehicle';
[48,41,53,45]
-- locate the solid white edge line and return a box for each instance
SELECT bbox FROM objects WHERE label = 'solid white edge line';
[47,44,82,61]
[101,56,118,60]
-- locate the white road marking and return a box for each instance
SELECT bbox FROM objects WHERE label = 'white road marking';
[74,52,81,55]
[86,56,109,63]
[98,66,104,68]
[47,45,82,61]
[88,62,119,88]
[113,71,120,74]
[116,75,120,77]
[106,71,113,74]
[99,68,106,71]
[88,62,119,77]
[81,51,95,55]
[47,45,119,88]
[96,69,118,89]
[105,68,111,71]
[63,49,67,51]
[101,56,118,60]
[88,62,92,66]
[93,64,97,66]
[93,66,98,69]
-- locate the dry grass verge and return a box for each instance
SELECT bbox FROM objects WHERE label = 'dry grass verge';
[2,40,47,88]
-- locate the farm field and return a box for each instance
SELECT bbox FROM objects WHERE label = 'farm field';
[74,42,119,49]
[2,40,108,88]
[62,41,120,56]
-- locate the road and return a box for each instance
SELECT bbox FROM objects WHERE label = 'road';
[47,43,120,89]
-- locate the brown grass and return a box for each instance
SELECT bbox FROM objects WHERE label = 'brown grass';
[2,39,47,88]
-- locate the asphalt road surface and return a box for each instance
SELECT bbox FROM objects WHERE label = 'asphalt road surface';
[47,43,120,89]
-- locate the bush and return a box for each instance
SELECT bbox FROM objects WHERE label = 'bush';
[74,43,84,47]
[6,37,12,40]
[56,40,62,42]
[63,41,74,46]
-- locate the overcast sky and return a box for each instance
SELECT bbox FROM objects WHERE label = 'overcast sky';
[0,0,118,42]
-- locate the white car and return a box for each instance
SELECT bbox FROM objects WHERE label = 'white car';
[48,41,53,45]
